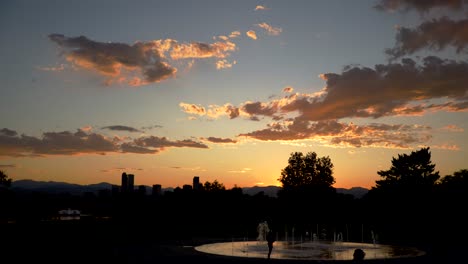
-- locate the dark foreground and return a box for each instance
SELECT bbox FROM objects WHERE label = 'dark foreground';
[1,221,465,264]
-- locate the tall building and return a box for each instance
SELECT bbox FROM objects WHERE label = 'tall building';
[152,184,162,196]
[128,174,134,192]
[193,176,200,190]
[121,172,128,192]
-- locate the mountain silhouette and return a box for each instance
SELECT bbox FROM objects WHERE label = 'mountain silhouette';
[11,179,368,198]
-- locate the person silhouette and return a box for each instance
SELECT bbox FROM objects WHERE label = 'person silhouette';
[353,248,365,262]
[266,230,275,259]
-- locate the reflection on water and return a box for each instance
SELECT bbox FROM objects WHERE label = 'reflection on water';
[195,241,425,260]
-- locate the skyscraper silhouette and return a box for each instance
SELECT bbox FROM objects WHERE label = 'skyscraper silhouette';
[121,172,128,192]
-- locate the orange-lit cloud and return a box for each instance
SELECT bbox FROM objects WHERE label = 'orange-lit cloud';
[239,119,432,149]
[431,144,461,151]
[229,31,241,38]
[255,5,268,11]
[0,128,208,157]
[168,40,236,59]
[441,125,464,132]
[374,0,465,13]
[179,102,206,115]
[49,34,238,86]
[386,17,468,59]
[183,57,468,122]
[216,59,236,69]
[246,30,258,40]
[257,22,282,36]
[181,56,467,148]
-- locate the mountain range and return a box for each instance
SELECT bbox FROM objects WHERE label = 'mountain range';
[10,180,369,199]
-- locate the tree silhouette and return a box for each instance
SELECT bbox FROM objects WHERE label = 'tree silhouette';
[279,151,335,189]
[374,147,439,192]
[203,180,225,192]
[0,170,12,188]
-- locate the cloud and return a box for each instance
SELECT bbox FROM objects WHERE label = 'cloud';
[100,167,143,173]
[229,31,241,38]
[0,128,209,157]
[182,56,468,124]
[386,17,468,59]
[180,102,240,119]
[168,40,236,60]
[216,59,236,69]
[203,137,237,143]
[0,128,117,156]
[49,34,237,86]
[255,5,268,11]
[283,56,468,121]
[49,34,177,86]
[102,125,141,133]
[141,125,163,130]
[441,124,464,132]
[257,23,282,36]
[246,30,258,40]
[0,164,16,168]
[283,87,294,93]
[431,144,460,150]
[179,102,206,115]
[374,0,466,13]
[228,168,252,173]
[37,64,65,72]
[239,119,432,149]
[133,136,208,149]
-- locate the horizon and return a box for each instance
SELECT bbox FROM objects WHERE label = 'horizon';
[1,1,467,190]
[11,177,369,191]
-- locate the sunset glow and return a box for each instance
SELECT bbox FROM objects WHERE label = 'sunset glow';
[1,0,467,190]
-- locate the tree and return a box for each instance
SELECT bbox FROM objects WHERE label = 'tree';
[0,170,12,188]
[374,147,439,192]
[203,180,225,192]
[278,151,335,189]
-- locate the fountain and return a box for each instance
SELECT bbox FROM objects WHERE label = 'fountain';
[194,224,426,261]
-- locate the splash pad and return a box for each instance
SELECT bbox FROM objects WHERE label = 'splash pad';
[195,240,425,260]
[195,222,425,261]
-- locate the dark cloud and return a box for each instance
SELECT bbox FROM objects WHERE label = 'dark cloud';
[0,128,117,156]
[0,164,16,168]
[386,17,468,59]
[203,137,237,143]
[0,128,209,157]
[120,143,157,154]
[242,102,277,117]
[282,56,468,121]
[141,125,163,130]
[374,0,466,13]
[102,125,141,133]
[239,119,432,148]
[49,34,177,86]
[134,136,208,149]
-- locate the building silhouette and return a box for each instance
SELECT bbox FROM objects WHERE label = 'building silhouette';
[152,184,162,196]
[128,174,134,192]
[121,173,128,192]
[121,172,135,193]
[193,176,201,190]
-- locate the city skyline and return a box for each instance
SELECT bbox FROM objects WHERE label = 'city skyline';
[1,0,467,189]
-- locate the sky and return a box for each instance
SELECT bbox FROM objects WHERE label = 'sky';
[1,0,467,189]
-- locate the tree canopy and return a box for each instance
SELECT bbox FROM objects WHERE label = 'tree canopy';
[279,151,335,189]
[374,147,439,191]
[0,170,12,188]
